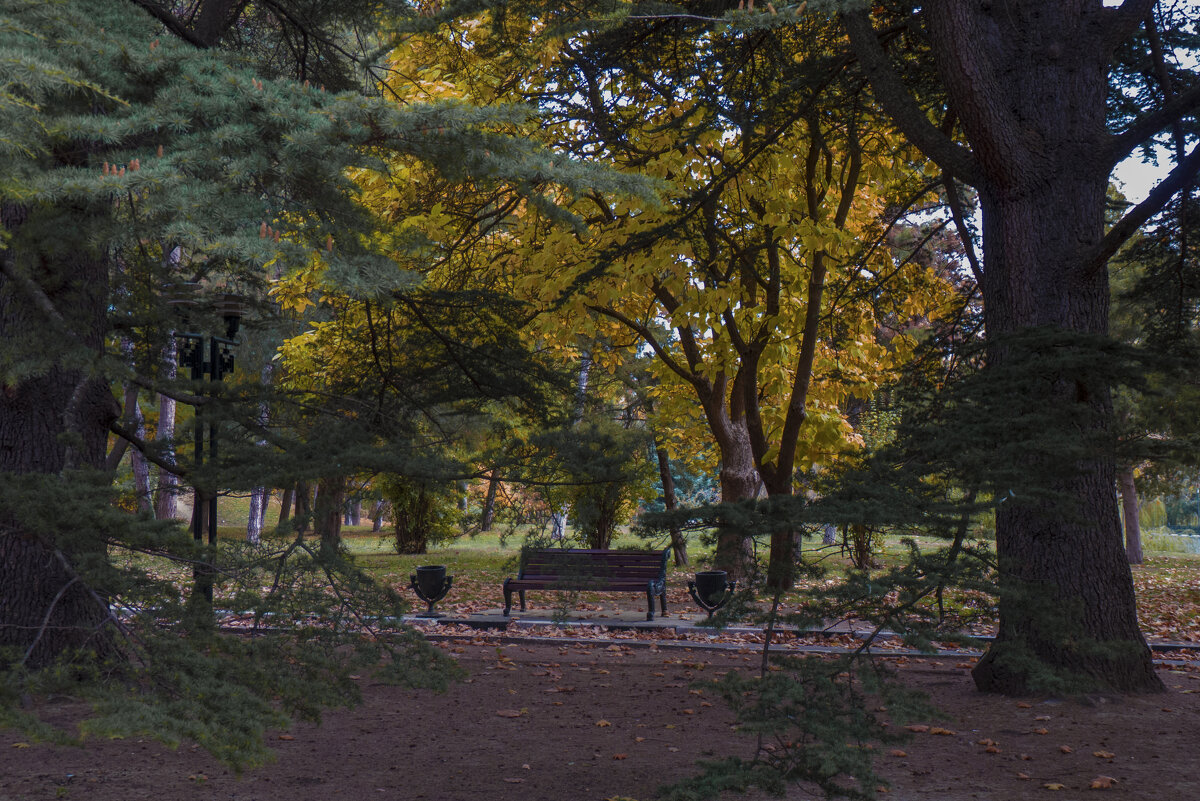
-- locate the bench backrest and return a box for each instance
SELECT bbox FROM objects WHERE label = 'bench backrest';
[518,548,669,582]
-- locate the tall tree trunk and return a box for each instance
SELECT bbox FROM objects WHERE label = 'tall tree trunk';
[369,498,386,532]
[153,337,179,521]
[1,203,120,668]
[896,3,1161,694]
[247,487,268,545]
[1118,465,1144,565]
[246,363,273,544]
[845,0,1164,695]
[128,388,152,514]
[480,469,500,531]
[293,481,311,537]
[702,395,759,579]
[278,485,294,526]
[655,444,688,567]
[314,476,344,557]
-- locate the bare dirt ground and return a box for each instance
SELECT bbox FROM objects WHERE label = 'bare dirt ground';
[3,636,1199,801]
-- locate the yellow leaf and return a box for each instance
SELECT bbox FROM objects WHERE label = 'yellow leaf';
[1043,783,1065,791]
[1092,750,1116,759]
[11,743,29,749]
[1090,776,1118,789]
[496,709,523,718]
[596,719,612,727]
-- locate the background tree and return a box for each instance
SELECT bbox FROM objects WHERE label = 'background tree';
[437,9,957,583]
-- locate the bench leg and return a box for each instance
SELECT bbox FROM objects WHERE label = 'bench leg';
[519,590,526,611]
[645,586,654,621]
[503,581,512,616]
[659,591,667,617]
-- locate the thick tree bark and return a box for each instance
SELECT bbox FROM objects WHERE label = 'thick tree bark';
[923,2,1159,693]
[706,400,759,579]
[845,1,1163,693]
[1,205,120,668]
[314,476,344,557]
[1118,465,1144,565]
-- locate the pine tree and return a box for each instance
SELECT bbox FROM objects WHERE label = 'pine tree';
[1,0,638,759]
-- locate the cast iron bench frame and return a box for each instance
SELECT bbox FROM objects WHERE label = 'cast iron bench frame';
[502,547,670,621]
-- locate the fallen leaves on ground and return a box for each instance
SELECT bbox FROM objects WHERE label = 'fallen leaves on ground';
[1090,776,1118,789]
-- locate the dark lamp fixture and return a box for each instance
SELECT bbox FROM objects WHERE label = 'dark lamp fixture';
[213,293,244,339]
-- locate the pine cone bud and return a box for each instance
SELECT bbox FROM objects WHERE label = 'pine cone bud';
[260,222,268,239]
[325,235,333,252]
[156,144,164,158]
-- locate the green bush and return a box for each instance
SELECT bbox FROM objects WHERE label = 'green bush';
[378,475,461,555]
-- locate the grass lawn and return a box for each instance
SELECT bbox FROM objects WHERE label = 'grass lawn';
[179,488,1200,641]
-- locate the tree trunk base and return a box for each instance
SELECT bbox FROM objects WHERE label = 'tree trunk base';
[972,639,1164,695]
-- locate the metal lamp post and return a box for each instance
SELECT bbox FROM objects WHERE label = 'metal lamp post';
[171,289,242,603]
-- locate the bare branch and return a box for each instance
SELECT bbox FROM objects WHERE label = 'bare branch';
[110,420,192,479]
[842,9,980,186]
[1106,81,1200,169]
[127,0,210,48]
[1080,139,1200,279]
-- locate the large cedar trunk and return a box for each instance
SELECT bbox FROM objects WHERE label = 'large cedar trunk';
[0,206,119,669]
[913,3,1161,693]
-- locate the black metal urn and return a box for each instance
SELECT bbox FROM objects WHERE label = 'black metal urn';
[687,570,736,619]
[410,564,453,616]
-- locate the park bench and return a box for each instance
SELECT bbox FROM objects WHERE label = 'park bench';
[502,547,670,621]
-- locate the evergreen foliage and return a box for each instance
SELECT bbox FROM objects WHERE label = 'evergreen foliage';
[0,0,638,764]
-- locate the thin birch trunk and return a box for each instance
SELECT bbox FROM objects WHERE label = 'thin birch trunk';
[153,337,179,520]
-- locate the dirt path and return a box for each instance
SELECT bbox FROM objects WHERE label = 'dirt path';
[3,639,1199,800]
